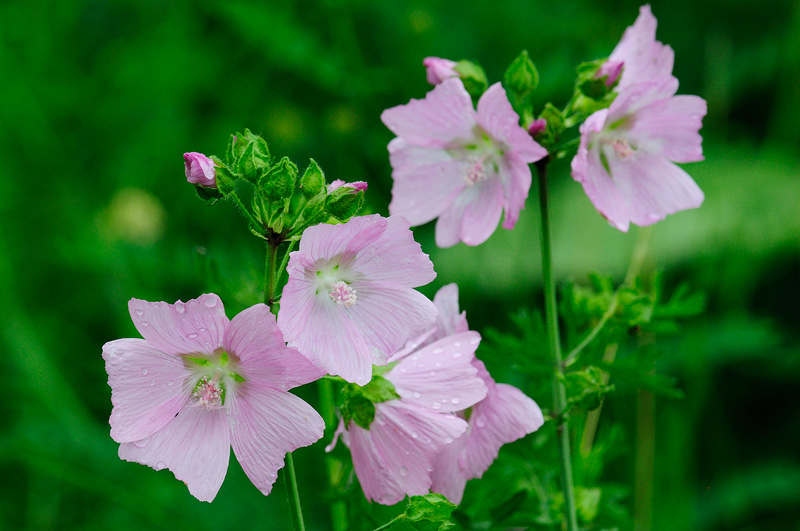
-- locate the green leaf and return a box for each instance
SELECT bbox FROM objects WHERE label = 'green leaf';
[566,366,615,410]
[405,493,456,531]
[300,159,325,198]
[576,487,602,523]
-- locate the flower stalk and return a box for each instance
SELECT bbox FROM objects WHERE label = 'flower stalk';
[535,159,579,531]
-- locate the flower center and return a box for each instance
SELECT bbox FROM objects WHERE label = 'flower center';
[192,370,225,409]
[464,156,489,186]
[610,138,634,159]
[329,280,357,307]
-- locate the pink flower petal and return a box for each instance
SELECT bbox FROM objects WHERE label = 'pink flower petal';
[387,331,487,413]
[630,94,707,163]
[436,178,504,247]
[347,401,467,505]
[103,338,191,443]
[227,387,324,496]
[476,83,548,162]
[119,404,230,502]
[430,435,469,504]
[294,215,387,267]
[127,294,228,356]
[381,78,477,147]
[498,154,533,230]
[609,5,676,91]
[224,305,324,390]
[431,283,469,339]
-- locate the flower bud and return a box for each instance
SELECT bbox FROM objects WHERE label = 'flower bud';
[596,59,624,88]
[183,152,217,188]
[327,179,368,193]
[422,57,458,85]
[527,118,547,137]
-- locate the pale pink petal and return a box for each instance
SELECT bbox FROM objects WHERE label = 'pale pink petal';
[387,139,466,226]
[498,154,533,230]
[119,404,230,502]
[387,332,487,412]
[225,305,324,390]
[346,281,438,364]
[295,215,387,267]
[461,383,544,479]
[476,83,548,162]
[630,94,707,163]
[350,216,436,287]
[423,56,459,85]
[227,387,324,496]
[127,294,228,356]
[430,435,469,504]
[103,338,191,443]
[347,401,467,505]
[381,78,477,147]
[276,268,318,341]
[609,5,676,90]
[436,177,504,247]
[431,283,469,339]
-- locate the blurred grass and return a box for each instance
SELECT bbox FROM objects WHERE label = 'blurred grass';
[1,0,798,529]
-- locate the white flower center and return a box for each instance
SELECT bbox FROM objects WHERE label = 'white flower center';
[610,138,634,159]
[464,156,489,186]
[193,372,224,409]
[329,280,357,307]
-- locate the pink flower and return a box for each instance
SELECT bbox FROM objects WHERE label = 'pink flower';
[608,5,676,91]
[571,78,706,232]
[334,330,488,505]
[595,59,624,88]
[382,78,548,248]
[183,152,217,188]
[396,284,544,504]
[102,294,325,502]
[422,56,459,85]
[277,214,438,385]
[327,179,368,193]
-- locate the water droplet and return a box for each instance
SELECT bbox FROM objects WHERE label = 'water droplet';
[155,461,165,470]
[140,321,149,327]
[411,431,419,439]
[413,392,421,399]
[403,449,410,455]
[133,437,150,448]
[400,368,408,373]
[432,402,441,410]
[140,368,149,376]
[399,466,408,477]
[174,302,185,313]
[411,354,420,361]
[435,362,442,368]
[187,333,198,339]
[133,309,144,317]
[440,398,447,403]
[476,418,487,428]
[470,337,480,345]
[429,371,436,376]
[204,297,218,308]
[451,398,460,405]
[149,380,155,387]
[166,380,174,387]
[452,352,462,359]
[198,327,207,332]
[432,348,443,354]
[453,341,462,347]
[445,436,454,444]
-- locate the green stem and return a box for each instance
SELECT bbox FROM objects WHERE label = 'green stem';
[563,295,618,368]
[264,238,306,531]
[372,514,405,531]
[535,159,579,531]
[319,378,349,531]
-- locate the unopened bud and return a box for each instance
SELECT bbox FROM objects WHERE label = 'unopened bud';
[422,57,458,85]
[184,152,217,188]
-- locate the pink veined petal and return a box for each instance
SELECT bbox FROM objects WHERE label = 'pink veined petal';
[387,139,466,226]
[609,5,676,91]
[350,216,436,287]
[347,401,467,505]
[476,83,548,162]
[387,331,487,413]
[436,177,504,247]
[381,78,477,148]
[225,305,325,390]
[295,215,387,267]
[461,382,544,480]
[430,434,470,504]
[630,94,707,163]
[276,268,318,341]
[498,154,533,230]
[346,281,438,364]
[431,283,469,339]
[118,404,230,502]
[127,294,229,356]
[103,338,191,443]
[606,151,704,228]
[227,387,324,496]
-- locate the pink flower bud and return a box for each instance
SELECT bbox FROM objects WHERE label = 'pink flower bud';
[422,57,458,85]
[183,152,217,188]
[596,59,624,87]
[527,118,547,136]
[327,179,368,193]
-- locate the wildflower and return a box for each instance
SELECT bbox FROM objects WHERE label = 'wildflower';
[277,214,437,385]
[382,78,547,247]
[183,152,217,188]
[422,57,459,85]
[102,294,325,502]
[608,5,676,91]
[332,330,488,505]
[571,78,706,232]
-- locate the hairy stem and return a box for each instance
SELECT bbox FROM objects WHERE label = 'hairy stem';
[372,514,405,531]
[535,159,579,531]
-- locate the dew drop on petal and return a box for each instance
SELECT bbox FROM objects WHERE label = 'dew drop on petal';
[429,371,436,376]
[432,402,441,410]
[452,352,462,359]
[432,348,443,354]
[149,380,155,387]
[134,309,144,316]
[435,362,442,368]
[141,368,149,376]
[453,341,462,347]
[470,337,480,345]
[451,398,460,405]
[140,321,149,327]
[476,417,487,428]
[445,436,454,444]
[204,297,218,308]
[156,461,165,470]
[411,431,419,439]
[413,392,421,399]
[400,368,408,373]
[187,333,199,339]
[198,327,207,332]
[174,302,185,313]
[400,466,408,477]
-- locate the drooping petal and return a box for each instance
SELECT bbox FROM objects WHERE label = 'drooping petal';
[387,331,487,413]
[381,78,477,147]
[127,294,229,356]
[227,387,324,496]
[630,94,707,163]
[225,305,324,390]
[476,83,548,162]
[346,401,467,505]
[350,216,436,287]
[436,177,504,247]
[103,338,191,443]
[119,404,230,502]
[387,139,465,226]
[609,5,676,90]
[346,281,438,364]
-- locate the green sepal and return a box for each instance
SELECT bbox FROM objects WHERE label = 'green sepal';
[229,132,248,164]
[244,129,270,162]
[259,156,297,202]
[286,193,328,238]
[535,103,566,148]
[575,58,618,100]
[565,366,615,410]
[339,376,400,430]
[405,493,457,531]
[454,59,488,99]
[214,165,237,196]
[300,159,325,199]
[361,375,401,404]
[194,184,222,203]
[503,50,539,124]
[326,186,365,222]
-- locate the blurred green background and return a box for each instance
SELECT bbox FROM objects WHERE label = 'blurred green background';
[1,0,798,529]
